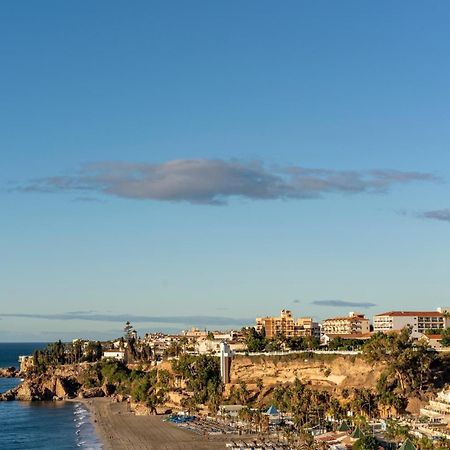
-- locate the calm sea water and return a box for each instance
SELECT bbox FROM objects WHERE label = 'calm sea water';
[0,343,102,449]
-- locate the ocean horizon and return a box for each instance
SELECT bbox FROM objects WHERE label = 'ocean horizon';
[0,343,102,449]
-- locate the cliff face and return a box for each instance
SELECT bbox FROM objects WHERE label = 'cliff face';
[1,354,384,405]
[230,353,383,391]
[0,362,109,401]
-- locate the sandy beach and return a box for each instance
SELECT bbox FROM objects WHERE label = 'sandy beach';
[83,398,233,450]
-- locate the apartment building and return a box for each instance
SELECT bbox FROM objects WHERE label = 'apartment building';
[256,309,319,339]
[373,308,450,333]
[321,312,370,335]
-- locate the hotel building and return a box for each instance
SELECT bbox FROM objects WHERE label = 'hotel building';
[373,308,450,333]
[256,309,319,339]
[321,312,370,335]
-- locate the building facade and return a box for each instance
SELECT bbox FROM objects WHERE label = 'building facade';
[321,312,370,335]
[256,309,319,339]
[373,308,450,333]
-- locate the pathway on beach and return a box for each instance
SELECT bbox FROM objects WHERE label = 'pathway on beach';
[88,398,229,450]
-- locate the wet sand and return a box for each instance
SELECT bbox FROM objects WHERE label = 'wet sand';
[84,398,231,450]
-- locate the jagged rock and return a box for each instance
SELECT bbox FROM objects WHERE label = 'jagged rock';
[0,386,18,401]
[16,381,38,401]
[55,377,78,399]
[114,394,126,402]
[7,362,112,402]
[102,383,115,397]
[78,387,105,399]
[0,367,18,378]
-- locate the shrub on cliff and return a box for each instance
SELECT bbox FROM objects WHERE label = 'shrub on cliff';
[172,354,222,407]
[363,328,435,394]
[99,360,130,387]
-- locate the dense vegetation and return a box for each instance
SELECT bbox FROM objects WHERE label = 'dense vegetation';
[363,328,438,395]
[78,360,170,414]
[242,327,320,353]
[32,340,103,370]
[171,354,222,412]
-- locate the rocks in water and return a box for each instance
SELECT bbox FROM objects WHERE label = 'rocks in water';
[0,367,18,378]
[0,386,19,401]
[15,379,52,401]
[2,362,114,402]
[13,374,81,401]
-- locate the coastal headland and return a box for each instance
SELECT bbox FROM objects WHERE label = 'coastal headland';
[3,330,450,449]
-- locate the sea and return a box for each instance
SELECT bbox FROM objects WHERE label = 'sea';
[0,343,102,449]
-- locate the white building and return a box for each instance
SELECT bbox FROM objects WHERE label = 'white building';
[421,389,450,424]
[374,308,450,334]
[102,350,125,361]
[197,338,221,355]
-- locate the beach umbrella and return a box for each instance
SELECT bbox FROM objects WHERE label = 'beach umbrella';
[351,426,365,439]
[266,405,279,416]
[337,420,350,432]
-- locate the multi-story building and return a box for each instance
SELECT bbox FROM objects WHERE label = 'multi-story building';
[256,309,319,339]
[373,308,450,334]
[321,312,370,335]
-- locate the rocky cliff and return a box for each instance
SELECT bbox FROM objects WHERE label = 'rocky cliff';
[0,362,110,401]
[1,354,384,405]
[230,353,383,391]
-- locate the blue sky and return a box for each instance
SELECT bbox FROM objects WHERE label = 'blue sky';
[1,1,450,341]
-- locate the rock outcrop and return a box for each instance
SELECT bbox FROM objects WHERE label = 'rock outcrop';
[230,353,384,392]
[0,361,123,402]
[1,363,96,401]
[0,386,19,401]
[0,367,18,378]
[77,386,105,399]
[14,374,81,401]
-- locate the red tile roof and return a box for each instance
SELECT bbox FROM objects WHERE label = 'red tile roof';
[375,311,443,317]
[422,334,442,340]
[323,316,368,322]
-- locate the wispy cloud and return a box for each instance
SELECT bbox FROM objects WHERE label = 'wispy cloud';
[420,209,450,222]
[312,299,377,308]
[0,311,251,328]
[15,159,439,205]
[72,196,105,203]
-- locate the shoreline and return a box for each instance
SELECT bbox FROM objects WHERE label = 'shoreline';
[79,398,232,450]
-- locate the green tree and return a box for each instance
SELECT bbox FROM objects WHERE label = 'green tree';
[124,321,134,340]
[363,328,435,394]
[243,327,267,352]
[171,354,222,406]
[440,328,450,347]
[353,435,379,450]
[256,377,264,391]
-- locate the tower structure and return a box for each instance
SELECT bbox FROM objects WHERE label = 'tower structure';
[219,341,233,384]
